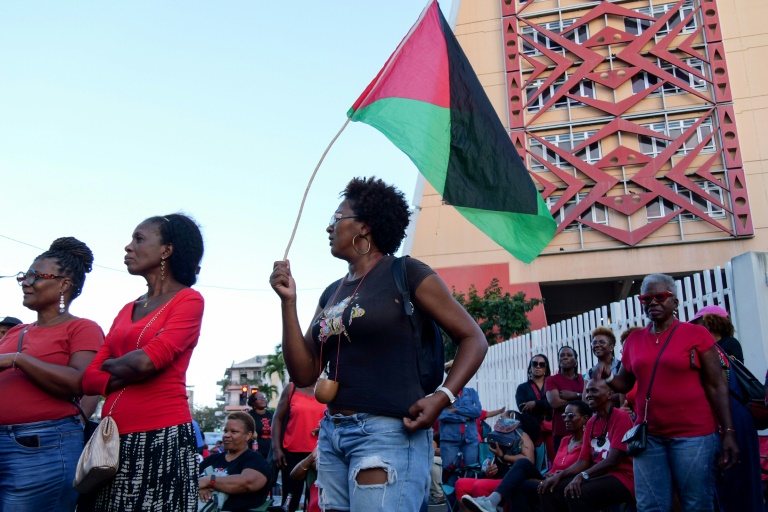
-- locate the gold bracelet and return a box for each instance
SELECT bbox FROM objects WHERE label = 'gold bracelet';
[300,463,310,471]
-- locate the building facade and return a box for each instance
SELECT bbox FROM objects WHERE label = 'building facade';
[409,0,767,326]
[220,354,283,413]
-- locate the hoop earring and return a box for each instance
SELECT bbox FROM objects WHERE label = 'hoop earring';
[160,258,166,281]
[59,292,66,314]
[352,234,371,255]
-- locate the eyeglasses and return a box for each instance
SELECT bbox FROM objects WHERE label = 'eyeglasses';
[638,291,675,305]
[16,270,66,286]
[253,395,267,400]
[329,213,357,226]
[531,361,547,368]
[562,412,580,420]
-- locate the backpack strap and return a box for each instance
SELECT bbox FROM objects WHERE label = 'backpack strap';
[392,256,428,376]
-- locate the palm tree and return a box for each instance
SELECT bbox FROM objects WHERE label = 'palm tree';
[263,344,287,388]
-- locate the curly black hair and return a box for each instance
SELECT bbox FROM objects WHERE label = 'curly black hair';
[143,213,204,287]
[566,400,591,418]
[342,177,410,255]
[36,237,94,300]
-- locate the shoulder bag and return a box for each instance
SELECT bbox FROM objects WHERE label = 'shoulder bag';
[622,322,680,456]
[73,301,170,493]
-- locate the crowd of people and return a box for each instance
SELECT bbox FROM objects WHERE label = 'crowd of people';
[1,177,766,512]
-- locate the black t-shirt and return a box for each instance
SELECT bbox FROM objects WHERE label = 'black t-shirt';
[248,409,274,458]
[312,256,435,418]
[199,450,271,512]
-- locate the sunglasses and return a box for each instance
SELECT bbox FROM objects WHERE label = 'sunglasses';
[638,291,675,305]
[16,270,66,286]
[562,412,580,420]
[531,361,547,368]
[329,213,358,226]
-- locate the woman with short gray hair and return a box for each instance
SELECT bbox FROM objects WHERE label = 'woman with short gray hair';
[597,273,738,512]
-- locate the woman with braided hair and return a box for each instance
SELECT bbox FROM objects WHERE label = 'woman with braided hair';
[83,213,205,511]
[0,237,105,511]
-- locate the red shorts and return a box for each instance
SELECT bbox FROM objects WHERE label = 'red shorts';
[454,477,500,499]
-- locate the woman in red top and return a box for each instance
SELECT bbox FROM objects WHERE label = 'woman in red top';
[539,379,634,511]
[462,401,591,512]
[82,213,204,511]
[545,346,585,454]
[0,237,104,511]
[599,273,738,512]
[272,382,326,512]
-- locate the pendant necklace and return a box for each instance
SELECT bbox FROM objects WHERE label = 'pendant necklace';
[652,322,671,344]
[591,406,613,447]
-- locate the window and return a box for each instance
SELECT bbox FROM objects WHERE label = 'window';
[645,181,726,221]
[520,19,589,56]
[638,118,716,157]
[631,58,708,95]
[625,1,697,37]
[547,193,609,231]
[529,131,601,172]
[526,76,596,113]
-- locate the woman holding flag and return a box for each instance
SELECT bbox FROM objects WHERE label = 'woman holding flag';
[270,176,486,511]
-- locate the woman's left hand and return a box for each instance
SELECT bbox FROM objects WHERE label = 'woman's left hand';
[198,478,213,502]
[485,463,498,477]
[564,475,583,498]
[720,431,740,471]
[403,393,447,431]
[0,353,15,371]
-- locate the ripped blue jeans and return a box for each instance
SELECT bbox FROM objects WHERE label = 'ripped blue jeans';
[316,412,431,511]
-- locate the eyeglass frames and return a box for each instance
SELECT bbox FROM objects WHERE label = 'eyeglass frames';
[16,270,66,286]
[530,361,547,369]
[638,291,675,305]
[329,213,358,226]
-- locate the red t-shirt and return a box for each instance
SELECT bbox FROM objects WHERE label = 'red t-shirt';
[0,318,104,425]
[579,408,635,496]
[545,373,585,437]
[283,389,326,452]
[82,288,204,433]
[621,321,716,438]
[551,434,583,472]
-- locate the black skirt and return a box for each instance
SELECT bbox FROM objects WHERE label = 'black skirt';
[93,422,198,511]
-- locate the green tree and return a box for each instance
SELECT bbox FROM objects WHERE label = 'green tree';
[192,405,223,432]
[263,344,287,385]
[445,278,543,360]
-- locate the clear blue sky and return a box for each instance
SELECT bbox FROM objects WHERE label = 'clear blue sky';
[0,1,455,406]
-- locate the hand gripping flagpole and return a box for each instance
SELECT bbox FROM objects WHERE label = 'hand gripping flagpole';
[283,118,351,260]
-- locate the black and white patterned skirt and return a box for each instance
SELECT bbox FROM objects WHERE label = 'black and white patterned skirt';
[93,422,198,511]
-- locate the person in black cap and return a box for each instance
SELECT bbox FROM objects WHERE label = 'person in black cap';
[0,316,22,339]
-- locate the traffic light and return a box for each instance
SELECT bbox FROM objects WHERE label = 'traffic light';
[239,385,248,406]
[251,388,258,396]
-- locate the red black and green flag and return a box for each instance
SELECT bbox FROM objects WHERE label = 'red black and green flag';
[348,0,555,264]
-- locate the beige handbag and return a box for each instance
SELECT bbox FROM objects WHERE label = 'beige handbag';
[73,300,171,493]
[73,415,120,493]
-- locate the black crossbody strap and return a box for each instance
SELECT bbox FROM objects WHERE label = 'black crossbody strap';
[16,325,29,352]
[642,321,681,424]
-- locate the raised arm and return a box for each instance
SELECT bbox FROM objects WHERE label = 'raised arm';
[270,260,321,386]
[403,274,487,431]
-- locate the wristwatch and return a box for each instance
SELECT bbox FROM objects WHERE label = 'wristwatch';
[580,471,590,481]
[434,386,457,404]
[209,474,217,489]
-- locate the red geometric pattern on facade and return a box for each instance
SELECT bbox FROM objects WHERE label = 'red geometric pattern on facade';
[501,0,754,246]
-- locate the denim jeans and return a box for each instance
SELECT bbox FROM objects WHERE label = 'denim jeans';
[634,433,720,512]
[316,412,431,512]
[0,416,83,512]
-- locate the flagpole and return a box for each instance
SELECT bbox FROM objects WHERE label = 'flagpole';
[283,117,351,260]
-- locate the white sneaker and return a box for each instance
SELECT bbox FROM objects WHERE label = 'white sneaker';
[461,495,496,512]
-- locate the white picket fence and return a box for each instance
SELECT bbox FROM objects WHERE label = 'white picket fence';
[469,264,736,412]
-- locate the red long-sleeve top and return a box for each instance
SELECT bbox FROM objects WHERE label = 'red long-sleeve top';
[82,288,204,433]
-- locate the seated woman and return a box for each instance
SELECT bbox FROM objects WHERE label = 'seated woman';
[199,412,272,512]
[462,401,590,512]
[455,412,535,510]
[538,379,634,512]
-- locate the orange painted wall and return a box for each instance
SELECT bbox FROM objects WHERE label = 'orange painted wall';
[434,263,548,331]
